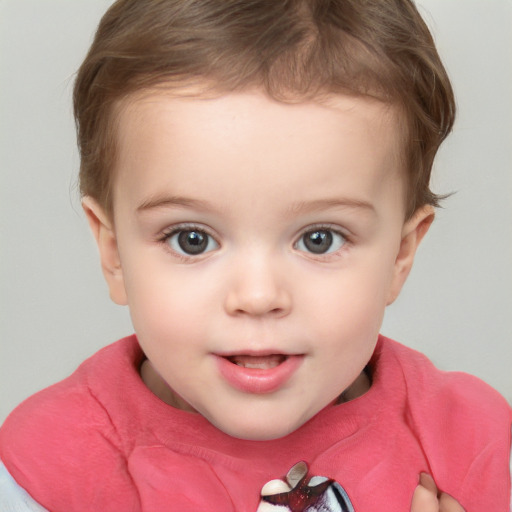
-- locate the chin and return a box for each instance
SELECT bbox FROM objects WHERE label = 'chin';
[210,414,303,441]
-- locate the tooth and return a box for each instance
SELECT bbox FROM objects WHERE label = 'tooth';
[243,361,275,369]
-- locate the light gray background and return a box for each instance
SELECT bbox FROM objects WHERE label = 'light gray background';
[1,0,511,423]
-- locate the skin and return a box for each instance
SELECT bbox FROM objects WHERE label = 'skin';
[412,475,466,512]
[83,88,463,510]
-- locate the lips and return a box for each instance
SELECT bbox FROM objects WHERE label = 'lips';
[215,352,304,394]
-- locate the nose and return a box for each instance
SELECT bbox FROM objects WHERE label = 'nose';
[223,253,292,318]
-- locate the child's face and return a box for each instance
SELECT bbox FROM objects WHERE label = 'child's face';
[85,88,432,440]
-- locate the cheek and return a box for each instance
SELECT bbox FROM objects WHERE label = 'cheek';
[310,264,392,314]
[302,259,396,344]
[124,263,217,340]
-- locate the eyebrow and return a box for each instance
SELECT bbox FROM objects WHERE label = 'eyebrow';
[286,198,376,216]
[136,195,376,217]
[136,195,215,213]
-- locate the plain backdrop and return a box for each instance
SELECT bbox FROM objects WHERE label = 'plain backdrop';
[1,0,511,423]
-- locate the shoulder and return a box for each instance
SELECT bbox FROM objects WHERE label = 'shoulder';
[0,336,142,510]
[0,337,141,459]
[380,336,511,428]
[378,336,511,506]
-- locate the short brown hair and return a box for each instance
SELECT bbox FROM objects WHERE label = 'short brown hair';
[74,0,455,219]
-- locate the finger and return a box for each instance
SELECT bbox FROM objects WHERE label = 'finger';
[439,492,466,512]
[411,484,439,512]
[419,473,438,494]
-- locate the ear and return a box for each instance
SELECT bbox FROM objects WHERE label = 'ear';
[82,197,128,305]
[386,205,434,305]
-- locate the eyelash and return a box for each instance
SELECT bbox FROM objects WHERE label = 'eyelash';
[293,224,351,258]
[157,223,219,260]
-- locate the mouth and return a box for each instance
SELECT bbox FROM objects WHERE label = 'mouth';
[225,354,288,370]
[215,352,304,394]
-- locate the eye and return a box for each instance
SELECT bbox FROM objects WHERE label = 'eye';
[166,228,219,256]
[295,228,346,255]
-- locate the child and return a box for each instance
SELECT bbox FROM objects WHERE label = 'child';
[0,0,510,511]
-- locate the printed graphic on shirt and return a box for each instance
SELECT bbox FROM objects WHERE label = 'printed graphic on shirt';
[257,461,354,512]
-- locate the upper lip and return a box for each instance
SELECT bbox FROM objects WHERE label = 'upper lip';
[213,350,301,358]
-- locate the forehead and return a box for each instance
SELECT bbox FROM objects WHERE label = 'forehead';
[116,85,401,145]
[111,88,405,215]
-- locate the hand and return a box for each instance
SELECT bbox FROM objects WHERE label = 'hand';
[411,473,465,512]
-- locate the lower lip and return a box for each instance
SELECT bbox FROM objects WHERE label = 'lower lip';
[215,355,304,394]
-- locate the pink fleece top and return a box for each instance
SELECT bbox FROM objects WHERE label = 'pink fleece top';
[0,335,510,511]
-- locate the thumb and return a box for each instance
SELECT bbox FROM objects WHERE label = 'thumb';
[439,492,466,512]
[411,473,439,512]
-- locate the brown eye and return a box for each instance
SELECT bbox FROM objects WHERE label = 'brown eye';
[296,229,346,255]
[167,229,218,256]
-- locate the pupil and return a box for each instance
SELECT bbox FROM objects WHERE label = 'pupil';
[178,230,207,254]
[304,230,332,254]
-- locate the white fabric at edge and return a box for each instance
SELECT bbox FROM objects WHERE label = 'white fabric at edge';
[0,461,48,512]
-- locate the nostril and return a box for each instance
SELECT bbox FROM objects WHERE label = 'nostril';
[224,280,292,317]
[232,305,287,317]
